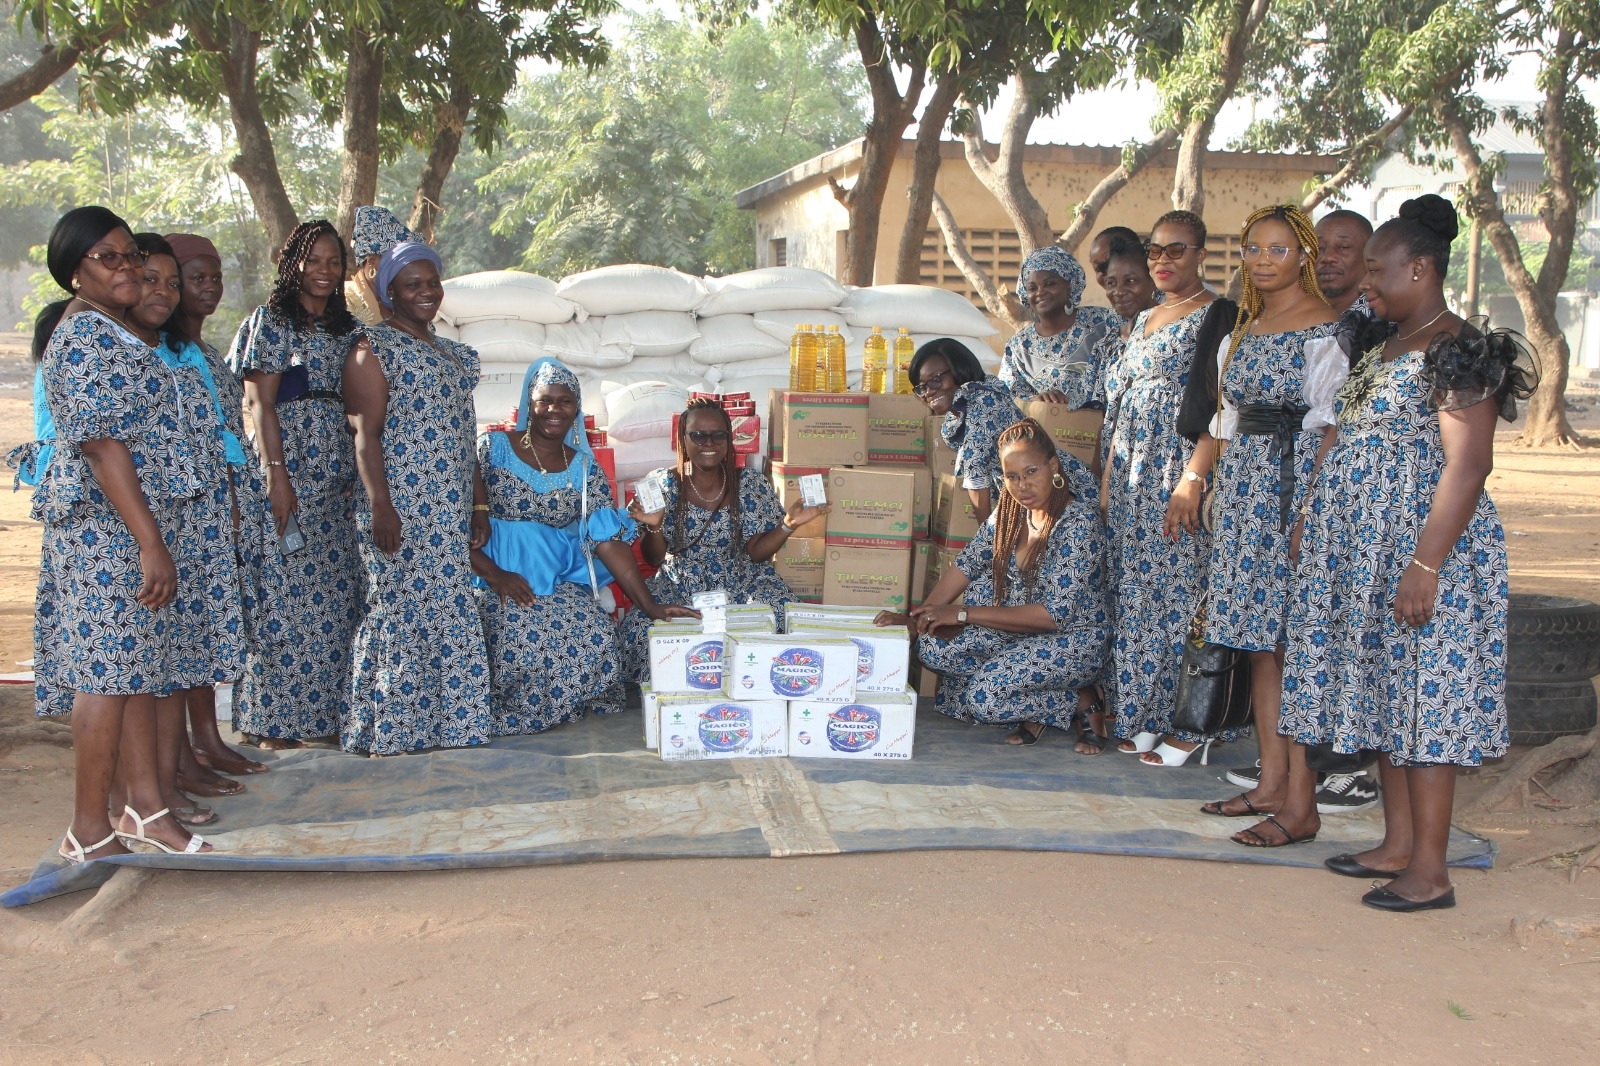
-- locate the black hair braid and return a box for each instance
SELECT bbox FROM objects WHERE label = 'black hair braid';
[670,398,743,560]
[266,220,359,335]
[991,418,1071,605]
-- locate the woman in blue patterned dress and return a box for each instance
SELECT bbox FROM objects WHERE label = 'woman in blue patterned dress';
[1180,207,1344,845]
[910,338,1016,524]
[999,247,1124,410]
[1103,211,1239,766]
[621,398,826,682]
[479,360,690,729]
[893,419,1109,743]
[13,207,211,859]
[1281,196,1533,911]
[341,242,493,754]
[229,221,363,748]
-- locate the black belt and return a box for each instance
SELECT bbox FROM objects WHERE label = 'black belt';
[1235,403,1310,530]
[278,389,343,405]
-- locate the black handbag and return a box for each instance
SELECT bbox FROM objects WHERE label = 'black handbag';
[1171,603,1254,736]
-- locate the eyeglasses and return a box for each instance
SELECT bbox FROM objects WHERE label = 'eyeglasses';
[686,429,731,446]
[913,370,953,398]
[1146,242,1198,261]
[82,250,149,271]
[1241,244,1300,263]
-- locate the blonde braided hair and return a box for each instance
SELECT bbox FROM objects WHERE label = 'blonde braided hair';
[1224,204,1325,365]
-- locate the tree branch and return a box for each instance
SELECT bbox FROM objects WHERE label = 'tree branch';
[930,189,1025,329]
[1301,104,1414,211]
[1057,126,1180,253]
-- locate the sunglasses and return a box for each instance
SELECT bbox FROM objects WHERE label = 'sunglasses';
[1146,242,1199,261]
[687,429,731,446]
[913,370,954,398]
[82,250,149,271]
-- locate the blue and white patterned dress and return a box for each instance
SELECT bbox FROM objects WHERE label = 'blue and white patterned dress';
[1280,347,1511,766]
[478,432,635,732]
[621,467,792,683]
[19,312,207,714]
[1103,304,1239,743]
[919,488,1110,729]
[228,306,361,741]
[1205,325,1345,650]
[998,307,1123,408]
[344,326,491,754]
[944,377,1020,494]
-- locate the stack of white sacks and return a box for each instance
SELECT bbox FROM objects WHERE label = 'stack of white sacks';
[436,265,1001,490]
[639,603,918,761]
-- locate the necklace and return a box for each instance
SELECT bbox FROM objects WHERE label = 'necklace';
[72,295,126,323]
[686,466,727,507]
[1163,286,1209,313]
[1395,308,1450,345]
[519,431,569,474]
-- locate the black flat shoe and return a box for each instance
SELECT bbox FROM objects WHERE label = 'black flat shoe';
[1326,854,1402,879]
[1361,885,1456,912]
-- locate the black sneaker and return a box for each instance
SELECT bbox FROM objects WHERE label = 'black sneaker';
[1225,761,1262,789]
[1315,773,1380,814]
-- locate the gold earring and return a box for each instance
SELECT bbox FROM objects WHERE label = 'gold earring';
[71,276,79,290]
[1051,471,1066,489]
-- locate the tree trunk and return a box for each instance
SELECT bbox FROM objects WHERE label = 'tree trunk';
[335,27,385,242]
[830,18,925,287]
[1171,0,1271,213]
[1439,99,1582,448]
[959,71,1054,254]
[1056,127,1180,254]
[893,70,961,284]
[410,72,473,244]
[930,191,1025,329]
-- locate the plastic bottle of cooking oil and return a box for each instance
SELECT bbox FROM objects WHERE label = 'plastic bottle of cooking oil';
[892,326,915,395]
[789,323,817,391]
[861,326,888,394]
[824,324,847,393]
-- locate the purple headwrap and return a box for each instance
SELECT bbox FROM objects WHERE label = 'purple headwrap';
[375,241,444,310]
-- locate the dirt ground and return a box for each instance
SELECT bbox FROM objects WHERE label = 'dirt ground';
[1,333,1598,1065]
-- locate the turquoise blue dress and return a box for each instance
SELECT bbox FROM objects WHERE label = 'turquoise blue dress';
[344,325,492,754]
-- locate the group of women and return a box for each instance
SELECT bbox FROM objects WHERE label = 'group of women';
[16,192,1531,911]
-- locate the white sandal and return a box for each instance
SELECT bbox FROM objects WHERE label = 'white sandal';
[115,806,210,855]
[1117,730,1161,755]
[1140,738,1215,768]
[58,827,120,864]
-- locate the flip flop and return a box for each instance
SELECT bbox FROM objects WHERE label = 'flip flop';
[1233,814,1318,848]
[1201,793,1268,817]
[176,772,246,797]
[171,804,218,827]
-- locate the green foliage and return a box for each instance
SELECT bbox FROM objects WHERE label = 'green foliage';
[479,10,866,276]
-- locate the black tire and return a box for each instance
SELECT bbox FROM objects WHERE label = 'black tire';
[1506,594,1600,683]
[1506,679,1598,746]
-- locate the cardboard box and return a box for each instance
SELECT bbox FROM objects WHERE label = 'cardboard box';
[788,690,917,760]
[913,664,940,698]
[867,463,930,540]
[866,394,931,464]
[1019,400,1104,468]
[672,412,761,455]
[769,390,869,466]
[782,603,885,630]
[821,545,912,612]
[823,466,917,550]
[647,625,728,694]
[925,415,957,477]
[770,462,829,538]
[657,696,788,760]
[772,536,826,603]
[931,473,983,548]
[724,633,858,704]
[642,683,661,749]
[910,541,931,606]
[924,542,962,599]
[787,622,912,694]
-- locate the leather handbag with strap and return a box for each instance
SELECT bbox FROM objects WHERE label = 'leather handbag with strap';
[1171,598,1254,736]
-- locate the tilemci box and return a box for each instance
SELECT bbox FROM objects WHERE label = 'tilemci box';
[1019,399,1104,468]
[772,536,826,602]
[924,542,963,598]
[787,622,912,694]
[866,394,931,464]
[931,473,983,547]
[823,466,917,550]
[911,541,931,605]
[867,463,929,540]
[769,462,829,538]
[789,690,917,760]
[769,390,868,466]
[647,625,728,694]
[821,545,912,611]
[724,633,858,704]
[925,415,957,477]
[657,696,788,760]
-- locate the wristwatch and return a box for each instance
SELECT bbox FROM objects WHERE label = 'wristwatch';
[779,520,795,534]
[956,609,968,623]
[1182,470,1203,484]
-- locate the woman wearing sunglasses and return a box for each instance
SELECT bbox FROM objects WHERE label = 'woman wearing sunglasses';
[622,399,828,681]
[910,337,1014,524]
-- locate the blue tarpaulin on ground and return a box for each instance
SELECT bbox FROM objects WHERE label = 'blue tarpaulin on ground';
[3,705,1495,907]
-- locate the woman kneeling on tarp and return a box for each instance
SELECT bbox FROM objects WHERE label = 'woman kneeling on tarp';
[878,418,1111,746]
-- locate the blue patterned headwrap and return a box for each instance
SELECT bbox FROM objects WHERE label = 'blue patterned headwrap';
[375,241,444,310]
[514,356,593,461]
[1017,247,1087,315]
[351,206,422,261]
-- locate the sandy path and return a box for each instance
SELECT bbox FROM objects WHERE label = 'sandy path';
[1,337,1597,1064]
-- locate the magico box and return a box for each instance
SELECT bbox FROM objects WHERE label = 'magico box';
[1019,399,1104,468]
[910,541,931,606]
[724,633,858,704]
[821,545,912,612]
[823,466,916,551]
[782,603,884,629]
[657,696,788,760]
[866,394,931,464]
[772,536,826,603]
[788,689,916,761]
[769,390,868,466]
[787,622,912,694]
[642,683,662,749]
[647,624,728,694]
[868,463,930,540]
[925,415,957,477]
[672,412,761,455]
[931,473,983,547]
[769,462,830,538]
